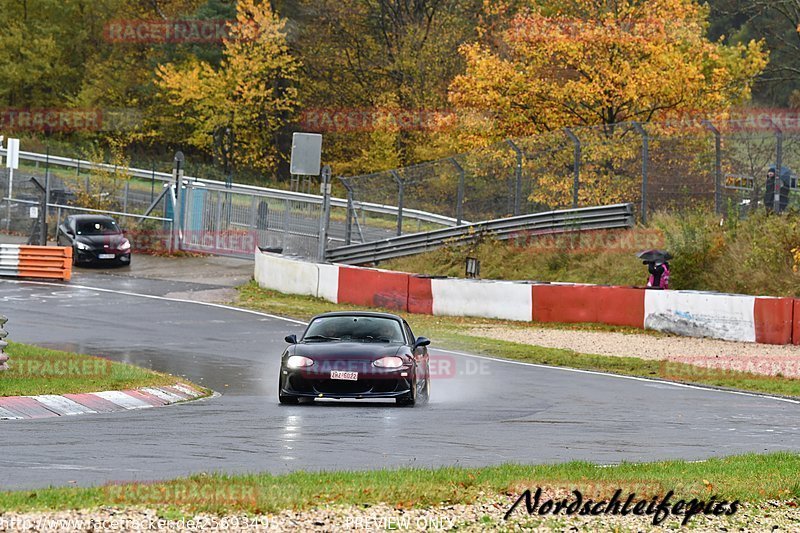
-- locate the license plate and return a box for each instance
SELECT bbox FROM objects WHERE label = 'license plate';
[331,370,358,381]
[98,254,115,259]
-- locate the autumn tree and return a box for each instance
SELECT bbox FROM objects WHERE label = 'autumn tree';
[286,0,482,173]
[450,0,767,143]
[155,0,300,173]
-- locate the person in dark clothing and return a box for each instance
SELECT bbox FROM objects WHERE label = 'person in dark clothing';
[645,261,670,289]
[764,167,790,213]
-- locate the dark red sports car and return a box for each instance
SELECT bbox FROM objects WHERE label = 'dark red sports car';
[279,311,431,406]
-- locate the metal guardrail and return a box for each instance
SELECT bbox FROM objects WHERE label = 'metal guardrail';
[326,203,635,264]
[0,315,8,371]
[0,148,463,227]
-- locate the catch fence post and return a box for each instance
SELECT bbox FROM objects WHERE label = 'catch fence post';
[391,170,404,235]
[564,128,581,208]
[505,140,523,215]
[0,315,8,371]
[702,120,722,214]
[451,157,465,225]
[633,122,649,224]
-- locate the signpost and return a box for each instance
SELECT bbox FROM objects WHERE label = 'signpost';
[290,133,330,261]
[5,138,19,232]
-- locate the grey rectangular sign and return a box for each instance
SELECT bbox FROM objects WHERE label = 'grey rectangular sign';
[290,133,322,176]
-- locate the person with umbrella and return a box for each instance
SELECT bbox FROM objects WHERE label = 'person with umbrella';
[637,250,672,289]
[764,166,792,213]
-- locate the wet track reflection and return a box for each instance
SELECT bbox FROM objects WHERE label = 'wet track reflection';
[0,276,799,490]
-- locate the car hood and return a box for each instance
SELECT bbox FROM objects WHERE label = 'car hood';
[289,342,404,361]
[75,234,126,247]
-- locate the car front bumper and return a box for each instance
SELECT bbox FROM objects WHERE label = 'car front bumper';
[279,366,413,399]
[75,249,131,265]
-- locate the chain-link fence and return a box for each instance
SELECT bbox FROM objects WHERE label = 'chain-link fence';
[339,117,800,231]
[3,116,800,260]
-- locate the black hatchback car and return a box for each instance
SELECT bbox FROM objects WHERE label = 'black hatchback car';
[56,214,131,266]
[279,312,431,406]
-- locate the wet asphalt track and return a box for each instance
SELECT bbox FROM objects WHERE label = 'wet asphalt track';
[1,273,799,490]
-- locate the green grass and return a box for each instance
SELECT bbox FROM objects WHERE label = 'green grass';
[0,452,796,514]
[236,282,800,398]
[0,342,200,396]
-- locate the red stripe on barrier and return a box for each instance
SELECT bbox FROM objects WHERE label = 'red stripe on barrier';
[532,285,644,327]
[794,300,800,346]
[754,297,794,345]
[595,286,646,328]
[123,389,167,407]
[338,266,409,311]
[0,397,60,419]
[408,276,433,314]
[63,393,125,413]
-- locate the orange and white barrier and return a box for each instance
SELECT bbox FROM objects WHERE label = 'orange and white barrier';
[254,249,799,345]
[0,245,72,281]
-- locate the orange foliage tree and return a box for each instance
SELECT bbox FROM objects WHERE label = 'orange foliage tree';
[447,0,768,208]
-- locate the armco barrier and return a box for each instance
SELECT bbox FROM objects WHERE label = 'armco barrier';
[0,245,72,281]
[254,249,800,345]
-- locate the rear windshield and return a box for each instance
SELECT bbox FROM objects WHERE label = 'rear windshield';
[76,220,121,235]
[303,316,404,343]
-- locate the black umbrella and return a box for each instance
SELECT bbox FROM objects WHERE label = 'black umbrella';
[637,249,672,263]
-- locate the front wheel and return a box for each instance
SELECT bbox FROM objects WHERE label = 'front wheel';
[279,395,299,405]
[396,376,418,407]
[278,377,299,404]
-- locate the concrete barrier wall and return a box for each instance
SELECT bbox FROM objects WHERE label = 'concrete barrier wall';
[532,285,645,328]
[644,291,757,342]
[254,250,319,297]
[338,266,409,311]
[254,249,799,345]
[431,278,532,321]
[316,263,340,303]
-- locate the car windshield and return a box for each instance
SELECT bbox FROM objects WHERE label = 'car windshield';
[303,316,404,343]
[76,220,121,235]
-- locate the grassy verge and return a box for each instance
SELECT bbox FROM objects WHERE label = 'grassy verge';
[0,342,201,396]
[0,452,796,514]
[236,282,800,398]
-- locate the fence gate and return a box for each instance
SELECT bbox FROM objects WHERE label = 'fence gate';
[179,181,324,259]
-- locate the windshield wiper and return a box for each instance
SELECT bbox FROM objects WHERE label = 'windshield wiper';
[303,335,340,342]
[359,336,392,343]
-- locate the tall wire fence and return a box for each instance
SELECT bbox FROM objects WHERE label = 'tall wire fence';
[2,116,800,258]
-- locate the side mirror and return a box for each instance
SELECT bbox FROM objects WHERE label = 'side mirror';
[284,334,297,344]
[413,336,430,349]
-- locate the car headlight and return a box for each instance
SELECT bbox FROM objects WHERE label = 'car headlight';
[118,239,131,251]
[286,355,314,369]
[75,241,91,250]
[373,356,404,369]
